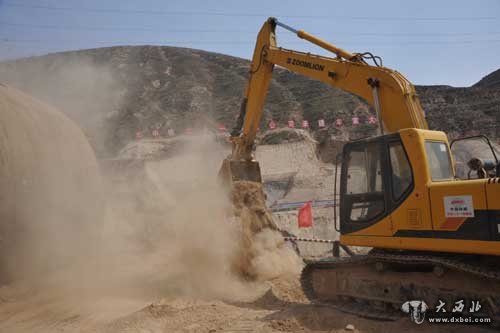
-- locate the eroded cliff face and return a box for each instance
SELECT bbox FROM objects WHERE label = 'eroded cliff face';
[0,46,498,156]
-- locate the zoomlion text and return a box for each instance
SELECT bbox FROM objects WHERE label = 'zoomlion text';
[286,58,325,71]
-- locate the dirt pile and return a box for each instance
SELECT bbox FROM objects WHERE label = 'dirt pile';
[0,84,103,282]
[230,181,303,280]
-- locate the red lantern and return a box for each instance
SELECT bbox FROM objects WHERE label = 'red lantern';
[218,124,226,133]
[269,120,277,130]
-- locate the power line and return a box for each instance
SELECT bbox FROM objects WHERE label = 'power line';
[2,38,500,46]
[0,21,257,33]
[3,3,499,21]
[1,21,499,37]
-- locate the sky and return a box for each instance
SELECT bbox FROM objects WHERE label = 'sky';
[0,0,499,86]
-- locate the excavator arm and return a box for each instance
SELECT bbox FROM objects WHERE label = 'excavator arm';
[220,17,428,185]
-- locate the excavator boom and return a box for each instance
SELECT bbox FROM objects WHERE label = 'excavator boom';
[220,17,427,185]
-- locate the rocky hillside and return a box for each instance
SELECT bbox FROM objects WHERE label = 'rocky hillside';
[0,46,498,156]
[473,68,500,89]
[417,84,500,140]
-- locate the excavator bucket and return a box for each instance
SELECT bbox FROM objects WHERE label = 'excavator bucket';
[218,158,262,188]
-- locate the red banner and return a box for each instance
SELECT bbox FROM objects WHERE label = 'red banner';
[298,201,313,228]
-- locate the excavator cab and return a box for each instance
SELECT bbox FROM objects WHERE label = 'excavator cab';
[339,128,500,253]
[339,128,458,237]
[339,132,415,234]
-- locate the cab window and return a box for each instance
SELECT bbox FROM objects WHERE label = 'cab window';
[345,142,385,222]
[346,143,383,194]
[424,141,453,181]
[389,142,413,201]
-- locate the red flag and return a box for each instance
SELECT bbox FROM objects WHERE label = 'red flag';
[298,201,313,228]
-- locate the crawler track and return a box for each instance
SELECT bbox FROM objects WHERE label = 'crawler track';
[301,250,500,323]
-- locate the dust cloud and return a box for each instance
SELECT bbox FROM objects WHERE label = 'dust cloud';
[250,229,303,280]
[230,181,303,280]
[0,58,302,314]
[127,134,255,299]
[0,56,124,156]
[98,134,302,301]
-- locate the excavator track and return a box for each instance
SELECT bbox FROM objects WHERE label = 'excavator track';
[301,256,401,321]
[301,249,500,324]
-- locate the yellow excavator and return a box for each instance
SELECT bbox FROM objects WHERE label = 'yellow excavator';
[220,17,500,322]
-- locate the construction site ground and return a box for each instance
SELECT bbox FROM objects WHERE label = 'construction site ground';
[0,261,491,333]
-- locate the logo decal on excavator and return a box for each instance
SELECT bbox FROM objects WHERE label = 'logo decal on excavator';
[440,196,474,230]
[450,199,465,205]
[444,195,474,218]
[286,57,325,71]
